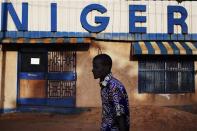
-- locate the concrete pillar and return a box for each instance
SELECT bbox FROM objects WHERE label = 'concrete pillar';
[0,49,18,112]
[0,45,4,110]
[0,45,2,109]
[3,51,18,110]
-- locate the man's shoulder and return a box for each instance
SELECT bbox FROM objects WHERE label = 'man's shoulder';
[108,77,125,90]
[109,77,123,85]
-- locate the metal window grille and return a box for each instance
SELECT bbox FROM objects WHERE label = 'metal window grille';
[47,51,76,98]
[139,60,195,93]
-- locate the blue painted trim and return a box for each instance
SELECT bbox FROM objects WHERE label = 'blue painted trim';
[1,107,88,114]
[17,106,88,114]
[171,34,178,40]
[18,98,75,107]
[191,34,197,40]
[104,33,112,40]
[112,33,120,40]
[19,72,76,80]
[135,34,142,40]
[156,33,164,40]
[128,34,134,41]
[18,98,46,105]
[47,98,75,107]
[19,72,45,80]
[0,31,93,38]
[1,31,197,41]
[178,34,185,40]
[163,34,171,40]
[185,34,192,40]
[76,37,84,43]
[119,33,128,40]
[0,108,16,114]
[148,34,157,40]
[47,72,76,81]
[142,34,148,40]
[68,32,76,37]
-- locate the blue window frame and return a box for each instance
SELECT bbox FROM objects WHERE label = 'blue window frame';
[138,59,195,93]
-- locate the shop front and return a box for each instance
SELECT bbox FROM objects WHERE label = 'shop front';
[0,37,91,112]
[0,0,197,113]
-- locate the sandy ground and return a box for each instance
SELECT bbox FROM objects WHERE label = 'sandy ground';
[0,105,197,131]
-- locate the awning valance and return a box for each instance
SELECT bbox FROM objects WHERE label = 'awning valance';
[0,37,92,44]
[132,41,197,55]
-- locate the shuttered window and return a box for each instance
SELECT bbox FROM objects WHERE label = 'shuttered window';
[138,60,195,93]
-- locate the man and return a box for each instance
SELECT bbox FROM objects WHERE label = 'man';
[92,54,130,131]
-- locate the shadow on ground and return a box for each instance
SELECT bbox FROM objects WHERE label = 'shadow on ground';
[166,105,197,114]
[0,105,197,131]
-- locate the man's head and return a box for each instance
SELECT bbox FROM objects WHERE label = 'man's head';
[92,54,112,80]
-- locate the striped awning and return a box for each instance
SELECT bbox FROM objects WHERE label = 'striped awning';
[0,37,92,44]
[132,41,197,55]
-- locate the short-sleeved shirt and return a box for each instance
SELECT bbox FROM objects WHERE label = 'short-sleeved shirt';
[100,73,130,131]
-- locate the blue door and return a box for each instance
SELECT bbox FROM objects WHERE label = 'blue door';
[18,49,76,107]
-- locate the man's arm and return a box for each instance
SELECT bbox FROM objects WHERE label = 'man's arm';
[110,86,128,131]
[116,115,128,131]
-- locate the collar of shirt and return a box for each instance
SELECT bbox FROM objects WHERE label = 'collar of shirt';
[100,73,112,87]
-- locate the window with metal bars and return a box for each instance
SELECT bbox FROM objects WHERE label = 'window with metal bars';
[138,60,195,93]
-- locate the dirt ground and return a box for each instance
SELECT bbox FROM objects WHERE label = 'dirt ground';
[0,105,197,131]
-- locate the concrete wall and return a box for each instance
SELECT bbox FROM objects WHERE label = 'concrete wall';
[76,41,197,107]
[0,44,196,109]
[2,51,18,109]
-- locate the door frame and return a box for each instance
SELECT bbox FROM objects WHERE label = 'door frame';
[17,47,77,107]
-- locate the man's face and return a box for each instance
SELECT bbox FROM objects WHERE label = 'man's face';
[92,59,105,79]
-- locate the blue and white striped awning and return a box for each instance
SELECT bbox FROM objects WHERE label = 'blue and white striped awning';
[132,41,197,55]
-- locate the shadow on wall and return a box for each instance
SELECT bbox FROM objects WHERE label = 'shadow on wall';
[166,104,197,114]
[89,41,139,106]
[88,41,197,106]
